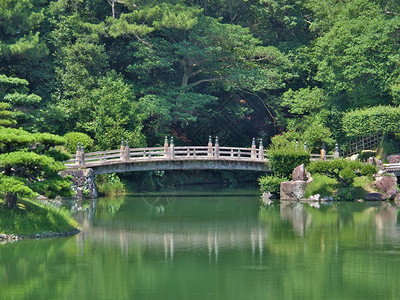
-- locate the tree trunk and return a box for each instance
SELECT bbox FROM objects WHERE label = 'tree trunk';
[5,192,17,209]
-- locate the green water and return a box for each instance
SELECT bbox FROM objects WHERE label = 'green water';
[2,188,400,300]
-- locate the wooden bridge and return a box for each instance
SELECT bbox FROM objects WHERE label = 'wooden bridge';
[65,136,400,175]
[65,137,270,175]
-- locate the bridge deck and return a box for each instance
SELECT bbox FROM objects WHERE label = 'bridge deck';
[65,140,398,174]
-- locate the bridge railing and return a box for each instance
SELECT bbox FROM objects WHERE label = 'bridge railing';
[65,136,267,168]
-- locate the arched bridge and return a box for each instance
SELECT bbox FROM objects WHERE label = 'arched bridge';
[65,137,269,175]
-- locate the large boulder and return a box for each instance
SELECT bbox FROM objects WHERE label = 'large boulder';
[365,192,386,201]
[374,174,397,193]
[292,164,306,181]
[292,164,313,183]
[386,188,399,201]
[280,181,307,200]
[388,155,400,164]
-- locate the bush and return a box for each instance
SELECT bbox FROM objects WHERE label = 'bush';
[267,149,310,178]
[342,106,400,138]
[305,173,338,198]
[64,132,94,153]
[96,173,127,196]
[358,150,377,161]
[258,175,288,194]
[380,133,400,155]
[307,159,377,186]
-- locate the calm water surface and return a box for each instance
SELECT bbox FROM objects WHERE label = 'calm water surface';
[2,187,400,299]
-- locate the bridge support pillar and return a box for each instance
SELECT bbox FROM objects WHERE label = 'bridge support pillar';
[215,136,220,158]
[120,140,125,161]
[334,143,340,159]
[164,136,169,158]
[251,138,256,159]
[207,135,213,157]
[125,140,130,161]
[80,143,86,167]
[258,139,264,162]
[170,137,175,159]
[76,143,81,166]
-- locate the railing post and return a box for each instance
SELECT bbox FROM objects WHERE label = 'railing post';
[215,136,220,159]
[164,136,169,158]
[251,138,256,159]
[75,142,81,166]
[259,138,264,162]
[334,143,340,159]
[231,149,234,157]
[170,137,175,159]
[120,139,125,161]
[320,143,326,161]
[125,140,130,161]
[208,135,213,157]
[80,143,86,167]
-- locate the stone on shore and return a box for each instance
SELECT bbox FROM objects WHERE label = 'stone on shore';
[374,174,397,193]
[280,181,307,201]
[365,192,386,201]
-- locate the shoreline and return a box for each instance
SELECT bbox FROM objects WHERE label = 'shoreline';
[0,228,81,243]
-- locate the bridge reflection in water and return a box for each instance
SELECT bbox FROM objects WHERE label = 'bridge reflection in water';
[65,195,400,264]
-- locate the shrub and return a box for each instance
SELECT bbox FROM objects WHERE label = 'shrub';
[64,132,94,153]
[307,159,377,186]
[380,133,400,155]
[267,149,310,178]
[305,173,337,198]
[96,173,127,196]
[259,175,288,194]
[342,106,400,138]
[358,150,377,161]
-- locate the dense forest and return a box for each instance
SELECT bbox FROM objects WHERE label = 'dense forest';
[1,0,400,152]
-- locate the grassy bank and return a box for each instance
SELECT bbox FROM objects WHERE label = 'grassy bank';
[0,198,78,236]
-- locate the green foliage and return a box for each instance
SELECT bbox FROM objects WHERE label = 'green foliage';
[267,148,310,178]
[305,173,338,198]
[29,176,74,198]
[0,126,36,153]
[258,175,288,194]
[0,151,65,178]
[64,132,94,153]
[358,150,377,161]
[342,106,400,138]
[0,102,16,127]
[0,175,37,199]
[43,149,71,162]
[0,198,77,235]
[96,173,127,196]
[307,159,377,186]
[380,133,400,155]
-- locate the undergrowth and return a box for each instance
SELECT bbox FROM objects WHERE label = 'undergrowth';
[0,199,78,235]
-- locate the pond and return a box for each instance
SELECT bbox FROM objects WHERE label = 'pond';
[1,187,400,299]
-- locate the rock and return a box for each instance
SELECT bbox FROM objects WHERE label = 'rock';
[321,196,334,201]
[388,155,400,164]
[262,192,274,205]
[386,188,399,201]
[350,154,359,161]
[76,188,84,198]
[0,234,7,240]
[292,164,307,181]
[308,202,320,208]
[365,192,386,201]
[374,174,397,193]
[280,181,307,200]
[37,195,48,200]
[307,194,320,201]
